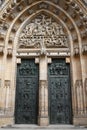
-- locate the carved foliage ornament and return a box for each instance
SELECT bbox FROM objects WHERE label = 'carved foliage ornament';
[19,15,68,49]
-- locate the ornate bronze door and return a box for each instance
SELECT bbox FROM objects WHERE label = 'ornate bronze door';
[48,59,72,124]
[15,59,39,124]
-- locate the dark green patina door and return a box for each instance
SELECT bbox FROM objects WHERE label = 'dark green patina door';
[48,58,72,124]
[15,59,39,124]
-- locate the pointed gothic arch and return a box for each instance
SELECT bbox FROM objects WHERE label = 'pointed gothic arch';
[0,0,87,126]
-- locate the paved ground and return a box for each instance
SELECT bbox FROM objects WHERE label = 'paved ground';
[0,125,87,130]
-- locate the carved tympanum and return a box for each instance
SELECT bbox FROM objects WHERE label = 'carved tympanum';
[19,15,68,49]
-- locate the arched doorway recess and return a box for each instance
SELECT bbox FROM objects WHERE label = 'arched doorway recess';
[0,0,87,126]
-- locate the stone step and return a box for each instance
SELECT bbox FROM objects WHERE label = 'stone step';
[2,124,87,129]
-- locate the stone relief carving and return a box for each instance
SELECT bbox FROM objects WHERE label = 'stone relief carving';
[75,80,82,88]
[0,45,4,55]
[82,45,87,54]
[82,0,87,6]
[74,46,79,56]
[39,2,49,9]
[19,15,68,50]
[0,0,3,6]
[84,78,87,98]
[7,48,13,57]
[75,80,84,114]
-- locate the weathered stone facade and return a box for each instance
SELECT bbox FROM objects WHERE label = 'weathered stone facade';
[0,0,87,127]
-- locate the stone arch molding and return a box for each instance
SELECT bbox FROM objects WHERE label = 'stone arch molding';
[10,1,79,56]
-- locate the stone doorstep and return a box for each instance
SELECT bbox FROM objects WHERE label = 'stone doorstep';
[1,125,87,129]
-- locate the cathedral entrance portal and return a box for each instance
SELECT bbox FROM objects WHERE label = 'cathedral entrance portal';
[15,14,72,125]
[0,0,87,127]
[15,59,39,124]
[48,58,72,124]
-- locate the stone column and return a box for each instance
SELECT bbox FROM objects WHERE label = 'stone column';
[38,55,49,126]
